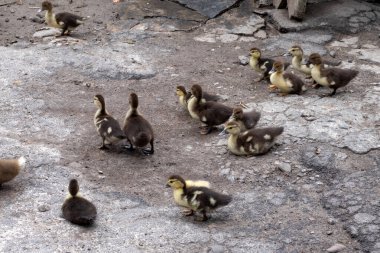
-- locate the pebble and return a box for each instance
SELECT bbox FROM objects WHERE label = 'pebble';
[327,231,333,235]
[238,55,249,65]
[5,18,9,22]
[275,161,292,173]
[329,50,336,58]
[38,204,51,212]
[326,243,346,252]
[328,218,336,225]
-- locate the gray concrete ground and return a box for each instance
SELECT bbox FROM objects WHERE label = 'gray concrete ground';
[0,0,379,252]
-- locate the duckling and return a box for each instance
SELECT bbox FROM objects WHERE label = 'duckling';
[0,157,25,186]
[176,85,220,109]
[307,53,359,96]
[188,84,233,135]
[39,1,89,36]
[93,94,126,150]
[62,179,97,226]
[229,107,261,131]
[249,47,276,82]
[269,61,307,95]
[166,175,232,221]
[223,121,283,156]
[123,93,154,155]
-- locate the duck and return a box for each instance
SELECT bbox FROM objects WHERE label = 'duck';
[223,121,284,156]
[176,85,219,109]
[39,1,89,36]
[62,179,97,226]
[166,175,232,221]
[93,94,126,150]
[123,93,154,155]
[0,157,26,186]
[249,47,276,82]
[229,107,261,131]
[269,61,307,95]
[167,177,211,216]
[187,84,233,134]
[307,53,359,96]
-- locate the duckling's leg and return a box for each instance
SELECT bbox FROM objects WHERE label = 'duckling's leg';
[99,138,109,150]
[124,141,135,151]
[195,210,209,221]
[200,126,212,135]
[142,140,154,155]
[313,84,322,89]
[181,209,194,216]
[329,88,338,96]
[60,25,69,36]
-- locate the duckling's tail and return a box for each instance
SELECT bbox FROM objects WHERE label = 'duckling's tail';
[216,193,232,207]
[17,157,26,169]
[271,127,284,137]
[69,179,79,197]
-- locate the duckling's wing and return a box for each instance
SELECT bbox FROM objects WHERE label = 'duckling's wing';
[187,187,232,210]
[324,68,358,88]
[259,58,275,75]
[283,73,305,93]
[203,92,220,102]
[62,198,97,225]
[200,102,233,126]
[98,116,126,139]
[55,12,86,27]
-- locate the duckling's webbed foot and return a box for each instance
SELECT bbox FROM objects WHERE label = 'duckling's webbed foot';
[200,126,212,135]
[181,209,194,216]
[194,210,209,221]
[142,148,154,155]
[123,143,135,151]
[99,139,109,150]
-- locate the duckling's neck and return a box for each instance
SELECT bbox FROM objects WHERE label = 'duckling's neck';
[178,95,186,107]
[292,55,303,67]
[227,133,242,154]
[187,96,200,119]
[125,107,139,118]
[249,56,260,70]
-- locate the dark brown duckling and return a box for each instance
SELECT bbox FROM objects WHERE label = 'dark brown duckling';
[0,157,25,187]
[307,53,359,96]
[40,1,89,36]
[188,84,233,135]
[166,175,232,221]
[123,93,154,155]
[269,61,307,95]
[230,107,261,131]
[62,179,97,226]
[176,85,220,109]
[93,94,126,150]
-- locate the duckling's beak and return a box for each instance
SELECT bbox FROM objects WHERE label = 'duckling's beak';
[219,128,228,136]
[269,68,275,75]
[165,183,170,188]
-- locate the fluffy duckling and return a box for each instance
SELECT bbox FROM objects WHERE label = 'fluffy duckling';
[40,1,89,36]
[188,84,233,135]
[176,85,219,109]
[269,61,307,95]
[223,121,283,156]
[307,53,359,96]
[62,179,97,226]
[94,94,126,150]
[123,93,154,155]
[166,175,232,221]
[249,47,276,82]
[0,157,25,186]
[229,107,261,131]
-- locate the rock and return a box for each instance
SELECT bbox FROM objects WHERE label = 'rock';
[218,34,239,43]
[287,0,307,20]
[216,139,227,146]
[300,146,335,171]
[346,225,359,238]
[326,243,346,252]
[30,17,44,24]
[33,28,61,38]
[176,0,240,18]
[329,50,336,58]
[275,161,292,173]
[273,0,287,8]
[38,204,51,212]
[194,34,216,43]
[238,55,249,65]
[354,213,376,224]
[254,30,267,39]
[340,130,380,154]
[209,244,225,253]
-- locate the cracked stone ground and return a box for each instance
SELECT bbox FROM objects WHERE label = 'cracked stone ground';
[0,0,379,252]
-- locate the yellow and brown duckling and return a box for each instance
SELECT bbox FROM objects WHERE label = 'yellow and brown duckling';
[62,179,97,226]
[249,47,276,82]
[188,84,233,135]
[0,157,25,187]
[123,93,154,155]
[94,94,126,150]
[166,175,232,221]
[307,53,359,96]
[269,61,307,95]
[176,85,220,109]
[229,107,261,131]
[39,1,89,36]
[223,121,283,156]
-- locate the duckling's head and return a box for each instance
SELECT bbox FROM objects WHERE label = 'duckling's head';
[94,94,105,109]
[249,48,261,59]
[308,53,322,65]
[273,61,284,72]
[288,45,303,57]
[41,1,53,11]
[166,175,186,189]
[224,121,241,135]
[129,93,139,109]
[68,179,79,197]
[190,84,203,100]
[232,108,244,120]
[176,86,186,97]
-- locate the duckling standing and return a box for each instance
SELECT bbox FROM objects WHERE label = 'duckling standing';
[39,1,89,36]
[62,179,97,226]
[123,93,154,155]
[223,121,283,156]
[93,94,126,150]
[269,61,307,95]
[307,53,359,96]
[176,85,219,110]
[249,47,276,82]
[0,157,25,187]
[229,107,261,131]
[188,84,233,134]
[166,175,232,221]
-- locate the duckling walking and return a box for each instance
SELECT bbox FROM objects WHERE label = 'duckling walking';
[93,94,126,150]
[123,93,154,155]
[249,47,276,82]
[223,121,283,156]
[307,53,358,96]
[269,61,306,95]
[39,1,89,36]
[0,157,25,186]
[188,84,233,135]
[166,175,232,221]
[62,179,97,226]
